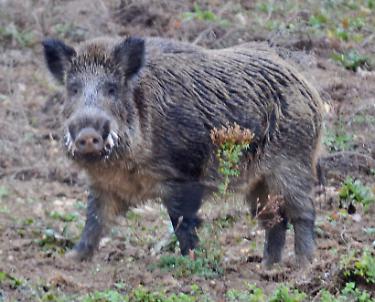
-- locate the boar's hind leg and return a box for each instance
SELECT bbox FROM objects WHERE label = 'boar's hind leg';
[68,193,110,261]
[246,178,287,267]
[270,166,316,268]
[164,181,204,256]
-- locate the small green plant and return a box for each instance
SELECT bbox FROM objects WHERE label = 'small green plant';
[256,2,274,14]
[0,24,34,47]
[0,271,23,289]
[212,213,237,229]
[323,124,352,152]
[269,285,307,302]
[37,228,75,252]
[182,3,229,26]
[120,285,211,302]
[340,249,375,284]
[50,210,78,222]
[309,13,328,28]
[340,282,374,302]
[339,177,375,211]
[226,284,266,302]
[331,51,371,71]
[318,283,374,302]
[210,123,254,196]
[152,246,223,279]
[0,186,9,200]
[81,290,124,302]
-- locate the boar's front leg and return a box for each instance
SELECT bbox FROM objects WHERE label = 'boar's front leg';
[164,181,204,256]
[67,192,107,261]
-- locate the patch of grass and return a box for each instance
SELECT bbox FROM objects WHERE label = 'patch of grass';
[226,284,266,302]
[331,51,371,71]
[81,285,212,302]
[339,177,375,211]
[340,248,375,284]
[0,24,34,48]
[309,13,328,29]
[352,114,375,125]
[37,228,75,253]
[269,285,307,302]
[51,22,86,41]
[0,271,24,289]
[319,282,374,302]
[81,290,124,302]
[323,123,353,152]
[212,213,237,229]
[182,3,229,26]
[256,2,275,14]
[0,186,9,200]
[340,282,374,302]
[152,246,223,279]
[50,210,79,222]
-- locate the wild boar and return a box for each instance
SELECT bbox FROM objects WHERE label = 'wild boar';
[42,36,323,268]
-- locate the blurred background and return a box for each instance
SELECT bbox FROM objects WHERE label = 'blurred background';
[0,0,374,301]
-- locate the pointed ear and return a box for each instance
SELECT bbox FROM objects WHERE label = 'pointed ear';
[113,37,145,79]
[42,38,76,84]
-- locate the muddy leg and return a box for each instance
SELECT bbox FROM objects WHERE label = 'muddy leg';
[262,216,288,268]
[246,178,287,266]
[292,208,315,267]
[67,193,108,261]
[164,181,204,256]
[270,166,316,267]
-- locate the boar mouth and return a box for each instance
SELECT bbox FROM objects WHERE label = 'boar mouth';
[63,130,120,163]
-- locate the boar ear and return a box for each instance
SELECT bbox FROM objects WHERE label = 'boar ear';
[113,37,145,79]
[42,38,76,84]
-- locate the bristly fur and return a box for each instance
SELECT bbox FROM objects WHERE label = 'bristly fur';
[43,36,324,267]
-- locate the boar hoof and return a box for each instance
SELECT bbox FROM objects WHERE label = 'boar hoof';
[65,248,93,262]
[295,254,314,269]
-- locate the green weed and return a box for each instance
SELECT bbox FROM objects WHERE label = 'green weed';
[127,286,206,302]
[319,282,374,302]
[182,3,229,26]
[323,123,352,152]
[0,271,24,289]
[331,51,371,71]
[0,24,34,48]
[37,228,75,252]
[309,13,328,29]
[226,284,266,302]
[340,282,374,302]
[269,285,307,302]
[210,123,253,197]
[81,290,124,302]
[0,186,9,200]
[152,246,223,279]
[353,114,375,125]
[340,249,375,284]
[50,210,79,222]
[339,177,375,211]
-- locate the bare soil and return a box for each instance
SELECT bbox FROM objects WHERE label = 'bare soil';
[0,0,374,301]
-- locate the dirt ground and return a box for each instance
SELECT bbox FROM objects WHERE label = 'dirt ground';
[0,0,374,301]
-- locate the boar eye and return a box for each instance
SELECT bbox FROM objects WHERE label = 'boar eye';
[104,82,118,97]
[68,82,81,96]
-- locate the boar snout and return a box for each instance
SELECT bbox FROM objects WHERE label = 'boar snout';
[75,127,104,156]
[65,112,119,159]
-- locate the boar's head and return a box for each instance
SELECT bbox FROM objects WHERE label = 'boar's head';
[42,37,145,163]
